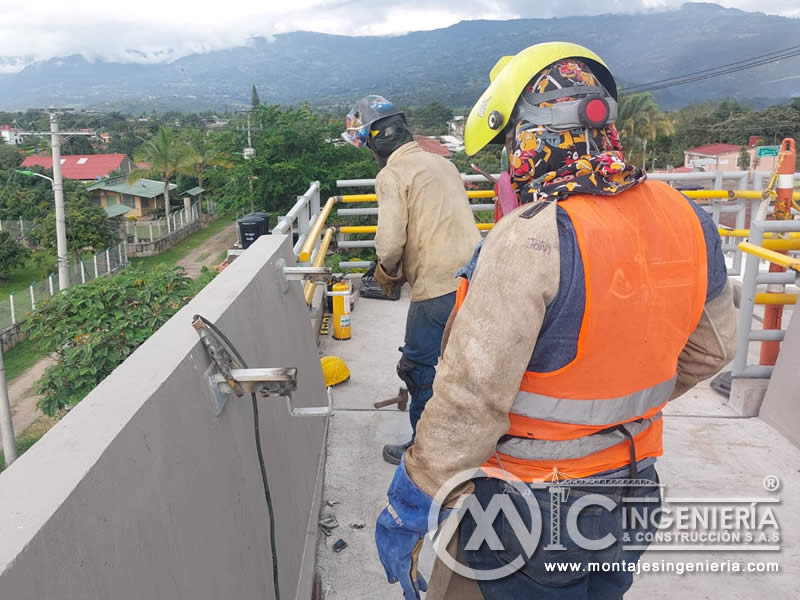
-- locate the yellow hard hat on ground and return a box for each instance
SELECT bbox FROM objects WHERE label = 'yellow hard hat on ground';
[321,355,350,387]
[464,42,616,156]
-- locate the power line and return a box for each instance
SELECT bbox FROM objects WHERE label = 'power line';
[625,43,800,91]
[625,46,800,93]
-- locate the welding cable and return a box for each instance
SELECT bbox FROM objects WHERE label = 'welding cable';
[195,315,281,600]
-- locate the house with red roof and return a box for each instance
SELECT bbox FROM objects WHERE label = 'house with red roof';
[20,153,133,181]
[684,143,743,171]
[684,142,781,173]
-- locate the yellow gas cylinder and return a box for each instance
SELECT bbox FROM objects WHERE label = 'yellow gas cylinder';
[332,281,351,340]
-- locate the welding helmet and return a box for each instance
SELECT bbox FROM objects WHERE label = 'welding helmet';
[464,42,617,156]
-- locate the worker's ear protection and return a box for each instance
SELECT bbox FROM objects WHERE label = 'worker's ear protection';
[513,84,617,132]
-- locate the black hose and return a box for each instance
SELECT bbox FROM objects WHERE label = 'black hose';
[195,315,281,600]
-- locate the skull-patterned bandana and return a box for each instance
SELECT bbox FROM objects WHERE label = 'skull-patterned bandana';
[508,59,645,203]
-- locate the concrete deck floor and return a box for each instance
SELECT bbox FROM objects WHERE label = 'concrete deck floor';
[315,285,800,600]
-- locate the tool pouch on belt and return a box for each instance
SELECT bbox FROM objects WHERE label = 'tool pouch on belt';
[375,259,405,296]
[396,353,434,395]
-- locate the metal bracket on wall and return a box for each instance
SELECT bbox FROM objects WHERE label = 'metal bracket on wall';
[193,314,332,418]
[210,368,332,417]
[275,258,334,293]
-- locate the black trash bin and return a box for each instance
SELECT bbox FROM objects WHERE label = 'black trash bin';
[238,212,271,249]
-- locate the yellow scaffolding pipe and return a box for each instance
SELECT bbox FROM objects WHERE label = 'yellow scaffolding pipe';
[682,190,800,201]
[303,227,336,305]
[339,223,496,234]
[340,190,496,203]
[298,197,338,262]
[339,189,800,204]
[762,238,800,251]
[339,225,378,234]
[739,241,800,273]
[755,293,798,305]
[718,229,800,239]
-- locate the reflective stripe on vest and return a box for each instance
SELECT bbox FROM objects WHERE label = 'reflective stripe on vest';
[487,416,664,482]
[507,376,675,440]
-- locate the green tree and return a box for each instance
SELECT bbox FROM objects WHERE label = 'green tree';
[61,135,95,155]
[211,104,378,213]
[0,231,30,280]
[0,144,22,170]
[251,84,261,108]
[738,145,751,170]
[26,266,214,414]
[184,129,232,209]
[129,127,195,232]
[32,186,119,264]
[616,92,674,169]
[406,102,454,135]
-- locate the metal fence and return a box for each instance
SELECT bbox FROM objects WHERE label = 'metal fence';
[0,218,35,240]
[0,243,128,331]
[123,204,202,243]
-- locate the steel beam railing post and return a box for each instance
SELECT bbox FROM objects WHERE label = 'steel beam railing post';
[732,221,764,378]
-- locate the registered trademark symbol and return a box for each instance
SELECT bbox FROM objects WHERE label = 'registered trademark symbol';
[763,475,781,492]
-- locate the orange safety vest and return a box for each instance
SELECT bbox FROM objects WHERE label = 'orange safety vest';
[455,181,708,481]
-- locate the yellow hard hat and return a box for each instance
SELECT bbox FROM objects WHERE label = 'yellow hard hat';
[464,42,617,156]
[321,355,350,387]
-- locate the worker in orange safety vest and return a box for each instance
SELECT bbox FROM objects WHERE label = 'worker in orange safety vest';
[374,42,738,600]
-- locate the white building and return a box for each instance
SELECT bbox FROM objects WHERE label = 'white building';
[0,124,23,145]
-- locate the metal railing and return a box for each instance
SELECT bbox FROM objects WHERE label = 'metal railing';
[271,181,322,259]
[333,174,798,274]
[0,243,128,332]
[124,204,201,243]
[733,220,800,379]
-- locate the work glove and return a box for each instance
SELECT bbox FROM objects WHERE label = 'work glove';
[376,457,445,599]
[375,259,405,297]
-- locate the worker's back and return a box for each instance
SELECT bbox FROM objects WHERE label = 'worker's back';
[376,141,481,301]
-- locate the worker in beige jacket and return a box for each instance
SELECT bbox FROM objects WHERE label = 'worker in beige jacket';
[374,44,738,600]
[342,95,480,465]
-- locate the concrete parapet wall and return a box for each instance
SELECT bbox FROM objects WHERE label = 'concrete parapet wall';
[0,234,328,600]
[761,310,800,448]
[0,322,25,353]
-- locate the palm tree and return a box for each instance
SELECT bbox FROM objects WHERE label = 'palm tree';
[129,127,194,232]
[616,92,674,170]
[185,129,231,212]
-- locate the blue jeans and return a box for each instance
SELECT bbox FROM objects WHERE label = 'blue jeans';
[398,292,455,437]
[460,465,662,599]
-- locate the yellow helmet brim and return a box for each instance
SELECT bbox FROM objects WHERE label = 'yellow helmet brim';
[464,42,616,156]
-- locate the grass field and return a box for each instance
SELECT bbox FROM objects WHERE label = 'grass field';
[130,212,235,271]
[0,257,49,298]
[4,338,43,382]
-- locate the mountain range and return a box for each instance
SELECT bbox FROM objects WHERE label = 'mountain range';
[1,3,799,112]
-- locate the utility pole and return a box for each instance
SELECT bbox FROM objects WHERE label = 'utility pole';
[0,345,16,467]
[18,109,94,292]
[246,111,254,213]
[50,111,70,291]
[238,108,258,214]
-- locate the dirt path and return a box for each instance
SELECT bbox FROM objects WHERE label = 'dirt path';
[176,222,238,279]
[0,354,57,447]
[1,223,239,448]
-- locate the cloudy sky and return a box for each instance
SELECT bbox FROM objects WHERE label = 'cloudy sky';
[0,0,798,72]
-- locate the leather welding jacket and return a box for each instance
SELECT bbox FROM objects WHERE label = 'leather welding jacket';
[374,141,481,302]
[405,180,737,495]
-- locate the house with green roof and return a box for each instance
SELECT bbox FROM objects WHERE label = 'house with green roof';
[87,176,178,218]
